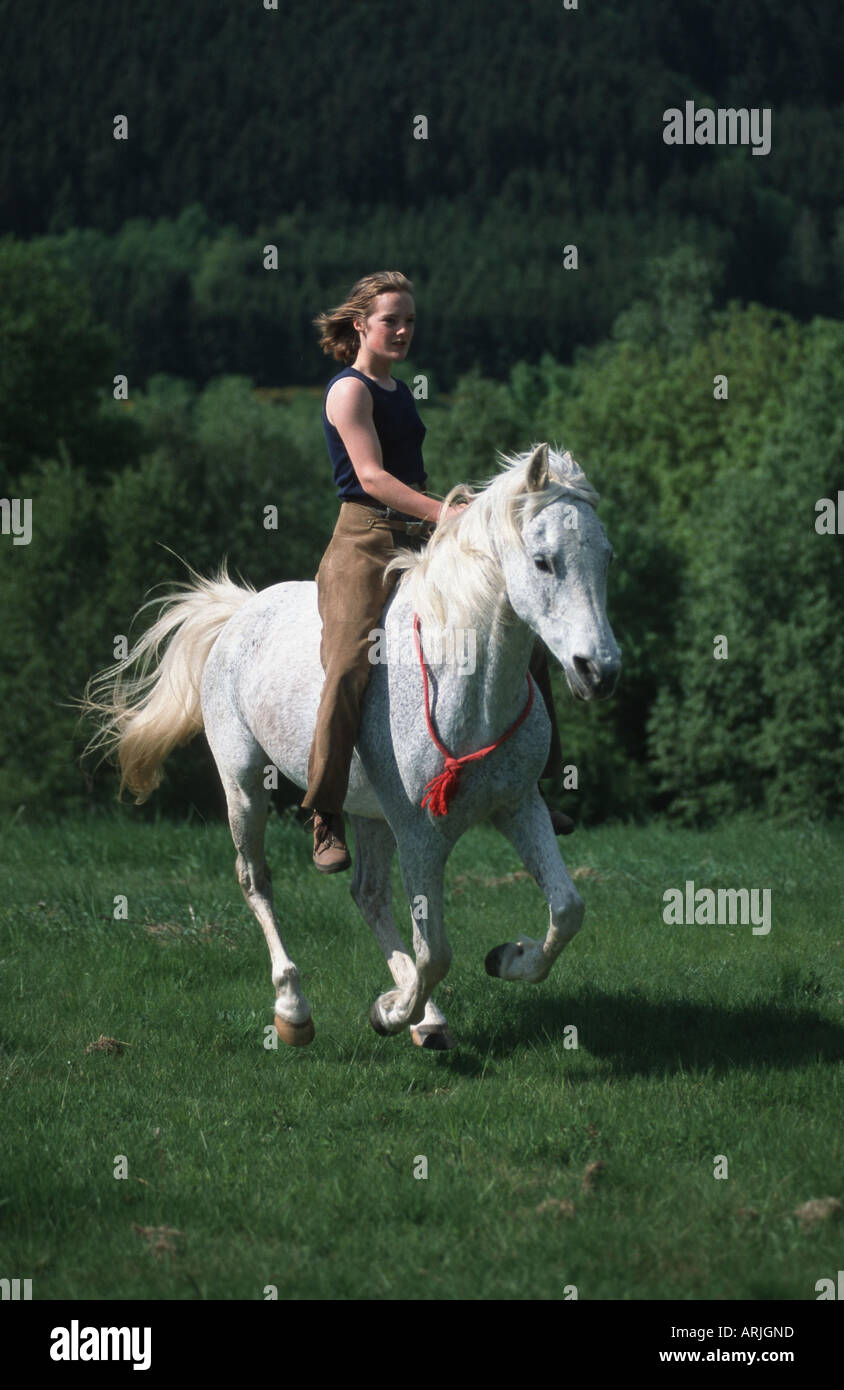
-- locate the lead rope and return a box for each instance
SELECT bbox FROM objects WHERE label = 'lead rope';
[412,612,534,816]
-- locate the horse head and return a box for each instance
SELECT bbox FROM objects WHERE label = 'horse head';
[497,442,621,700]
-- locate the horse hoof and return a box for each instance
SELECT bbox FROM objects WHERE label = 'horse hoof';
[485,944,507,977]
[410,1025,456,1050]
[369,1001,391,1036]
[274,1015,315,1046]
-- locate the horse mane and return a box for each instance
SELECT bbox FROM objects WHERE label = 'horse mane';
[383,445,599,636]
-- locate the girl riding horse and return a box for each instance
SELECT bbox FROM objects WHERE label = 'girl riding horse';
[302,270,570,871]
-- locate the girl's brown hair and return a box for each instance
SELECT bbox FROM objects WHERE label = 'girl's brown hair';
[314,271,414,363]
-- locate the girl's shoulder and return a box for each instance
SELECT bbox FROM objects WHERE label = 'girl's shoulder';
[325,364,359,390]
[325,366,379,394]
[325,370,374,428]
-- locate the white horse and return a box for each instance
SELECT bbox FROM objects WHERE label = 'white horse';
[83,443,620,1050]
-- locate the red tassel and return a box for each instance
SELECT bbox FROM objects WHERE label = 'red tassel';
[421,759,463,817]
[413,613,534,818]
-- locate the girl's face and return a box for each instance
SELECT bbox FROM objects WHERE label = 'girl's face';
[356,291,415,361]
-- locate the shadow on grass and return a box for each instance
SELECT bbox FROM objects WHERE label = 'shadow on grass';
[451,988,844,1078]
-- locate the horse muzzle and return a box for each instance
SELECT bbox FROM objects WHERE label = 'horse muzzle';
[568,653,621,700]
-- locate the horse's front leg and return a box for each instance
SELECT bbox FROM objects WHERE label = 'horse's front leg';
[369,836,452,1038]
[349,815,455,1048]
[485,788,584,982]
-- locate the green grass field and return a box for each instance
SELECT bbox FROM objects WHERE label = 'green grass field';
[1,809,841,1300]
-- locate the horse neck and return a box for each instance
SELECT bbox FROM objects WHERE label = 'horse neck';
[476,598,536,724]
[400,591,536,747]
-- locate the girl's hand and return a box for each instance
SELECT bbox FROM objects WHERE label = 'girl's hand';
[438,500,469,523]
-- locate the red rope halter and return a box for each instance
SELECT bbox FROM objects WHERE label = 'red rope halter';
[412,613,535,816]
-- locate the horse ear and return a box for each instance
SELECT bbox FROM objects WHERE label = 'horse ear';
[525,442,550,492]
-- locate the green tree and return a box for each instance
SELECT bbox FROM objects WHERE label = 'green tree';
[648,318,844,822]
[0,238,137,481]
[0,456,107,811]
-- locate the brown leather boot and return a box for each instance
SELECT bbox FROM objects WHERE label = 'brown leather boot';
[307,810,351,873]
[538,787,575,835]
[548,807,576,835]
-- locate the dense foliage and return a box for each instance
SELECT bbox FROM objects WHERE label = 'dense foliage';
[1,6,840,822]
[2,238,841,824]
[1,1,843,385]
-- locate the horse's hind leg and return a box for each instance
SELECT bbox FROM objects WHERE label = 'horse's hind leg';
[349,815,454,1049]
[216,747,314,1045]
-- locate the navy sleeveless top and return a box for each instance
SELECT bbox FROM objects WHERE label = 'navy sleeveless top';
[323,365,427,505]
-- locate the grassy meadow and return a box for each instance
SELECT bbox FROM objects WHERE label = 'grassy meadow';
[0,809,842,1301]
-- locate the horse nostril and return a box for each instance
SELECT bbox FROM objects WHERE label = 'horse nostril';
[574,656,619,695]
[573,656,592,683]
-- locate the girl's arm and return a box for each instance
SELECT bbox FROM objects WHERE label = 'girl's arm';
[328,377,456,523]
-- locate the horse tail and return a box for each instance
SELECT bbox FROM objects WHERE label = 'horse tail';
[81,560,255,803]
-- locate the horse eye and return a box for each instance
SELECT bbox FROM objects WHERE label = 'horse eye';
[533,556,554,574]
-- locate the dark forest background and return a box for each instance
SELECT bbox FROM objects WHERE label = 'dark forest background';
[1,0,842,824]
